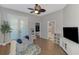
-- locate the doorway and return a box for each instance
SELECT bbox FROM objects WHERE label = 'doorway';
[47,20,55,42]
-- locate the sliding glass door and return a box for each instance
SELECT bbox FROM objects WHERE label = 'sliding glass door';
[19,18,28,39]
[7,14,28,40]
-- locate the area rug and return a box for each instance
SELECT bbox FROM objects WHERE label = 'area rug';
[18,44,41,55]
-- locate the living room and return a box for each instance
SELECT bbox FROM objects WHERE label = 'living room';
[0,4,79,55]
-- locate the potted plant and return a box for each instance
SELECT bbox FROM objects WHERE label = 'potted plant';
[0,21,11,43]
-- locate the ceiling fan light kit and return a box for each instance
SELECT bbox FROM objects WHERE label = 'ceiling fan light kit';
[34,10,39,14]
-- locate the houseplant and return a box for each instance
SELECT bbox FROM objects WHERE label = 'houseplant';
[0,21,11,43]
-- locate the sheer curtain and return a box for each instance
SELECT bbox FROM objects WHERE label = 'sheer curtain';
[7,14,28,40]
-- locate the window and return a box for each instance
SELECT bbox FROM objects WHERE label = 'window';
[7,14,28,40]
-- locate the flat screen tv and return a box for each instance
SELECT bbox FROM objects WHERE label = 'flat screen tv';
[63,27,79,43]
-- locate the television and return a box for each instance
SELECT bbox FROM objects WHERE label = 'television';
[63,27,79,43]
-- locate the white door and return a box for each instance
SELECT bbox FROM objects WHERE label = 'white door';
[48,21,55,41]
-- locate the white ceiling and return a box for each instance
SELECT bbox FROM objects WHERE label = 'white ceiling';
[0,4,66,16]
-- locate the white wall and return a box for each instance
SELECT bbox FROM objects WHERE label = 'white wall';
[63,5,79,54]
[40,10,63,39]
[28,16,42,39]
[63,5,79,27]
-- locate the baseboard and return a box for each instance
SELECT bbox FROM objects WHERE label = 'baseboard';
[60,46,68,55]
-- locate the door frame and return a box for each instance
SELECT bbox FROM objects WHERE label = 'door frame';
[47,20,56,40]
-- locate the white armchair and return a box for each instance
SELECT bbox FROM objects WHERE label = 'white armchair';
[10,39,41,55]
[16,38,32,55]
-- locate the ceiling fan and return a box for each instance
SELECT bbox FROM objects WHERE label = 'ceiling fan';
[28,4,46,14]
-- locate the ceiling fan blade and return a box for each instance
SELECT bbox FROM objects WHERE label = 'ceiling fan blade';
[40,9,46,12]
[28,8,34,10]
[30,11,34,13]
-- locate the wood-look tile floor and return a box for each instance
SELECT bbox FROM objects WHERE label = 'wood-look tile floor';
[33,38,66,55]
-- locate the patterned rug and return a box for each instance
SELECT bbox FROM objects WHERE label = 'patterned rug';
[18,44,41,55]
